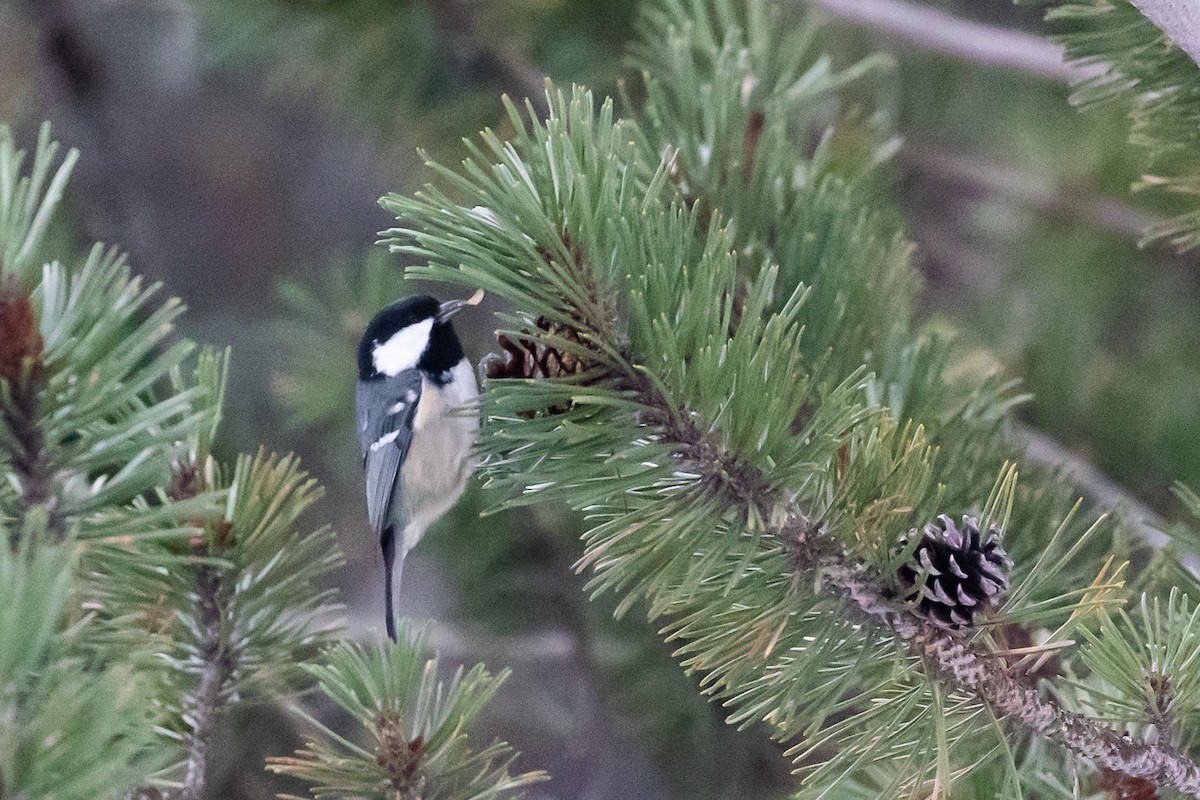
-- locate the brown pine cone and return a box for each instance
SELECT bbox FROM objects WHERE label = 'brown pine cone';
[0,279,43,385]
[481,316,593,417]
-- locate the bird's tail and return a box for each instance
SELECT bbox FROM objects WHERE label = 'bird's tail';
[380,526,403,642]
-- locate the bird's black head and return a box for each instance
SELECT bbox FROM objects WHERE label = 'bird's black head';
[358,295,466,381]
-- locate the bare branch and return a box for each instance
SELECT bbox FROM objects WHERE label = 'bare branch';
[1012,423,1200,576]
[1129,0,1200,68]
[804,0,1109,84]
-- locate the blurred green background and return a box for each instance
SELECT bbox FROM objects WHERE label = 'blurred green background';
[2,0,1197,797]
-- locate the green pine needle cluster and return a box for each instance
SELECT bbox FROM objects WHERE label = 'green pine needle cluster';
[0,124,78,280]
[0,533,163,800]
[1079,588,1200,730]
[376,0,1200,795]
[0,127,203,539]
[269,625,547,800]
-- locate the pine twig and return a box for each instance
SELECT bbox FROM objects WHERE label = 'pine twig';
[170,459,235,800]
[822,557,1200,794]
[1012,424,1170,550]
[804,0,1109,83]
[635,347,1200,792]
[179,563,235,800]
[1012,423,1200,582]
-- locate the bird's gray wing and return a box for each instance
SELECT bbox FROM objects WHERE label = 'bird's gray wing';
[356,370,423,539]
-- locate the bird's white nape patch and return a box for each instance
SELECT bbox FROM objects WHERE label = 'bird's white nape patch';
[372,318,434,376]
[370,430,400,452]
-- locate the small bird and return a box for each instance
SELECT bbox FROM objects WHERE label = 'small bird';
[356,290,483,640]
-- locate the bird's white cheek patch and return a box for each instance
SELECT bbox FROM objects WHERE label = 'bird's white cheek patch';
[372,318,433,376]
[370,430,400,452]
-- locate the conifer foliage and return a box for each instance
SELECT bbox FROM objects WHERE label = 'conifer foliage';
[7,0,1200,796]
[379,0,1200,796]
[0,125,540,799]
[267,625,546,800]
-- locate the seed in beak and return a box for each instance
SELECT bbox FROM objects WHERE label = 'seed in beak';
[436,289,485,322]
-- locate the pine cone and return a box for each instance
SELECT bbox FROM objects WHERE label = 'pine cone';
[484,316,587,381]
[481,316,592,417]
[896,514,1011,630]
[0,279,43,385]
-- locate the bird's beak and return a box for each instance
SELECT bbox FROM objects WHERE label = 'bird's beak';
[436,288,485,323]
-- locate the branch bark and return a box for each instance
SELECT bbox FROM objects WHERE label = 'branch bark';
[1129,0,1200,69]
[180,562,234,800]
[661,380,1200,793]
[804,0,1109,84]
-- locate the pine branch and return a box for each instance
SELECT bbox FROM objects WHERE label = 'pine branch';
[382,63,1200,791]
[543,226,1200,792]
[822,559,1200,795]
[1,127,204,542]
[376,0,1200,792]
[162,440,235,800]
[268,630,547,800]
[0,530,165,800]
[96,353,342,797]
[1046,0,1200,250]
[1013,424,1172,555]
[119,447,342,796]
[2,127,209,545]
[510,225,1200,795]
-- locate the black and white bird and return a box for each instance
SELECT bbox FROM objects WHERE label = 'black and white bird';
[356,290,483,640]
